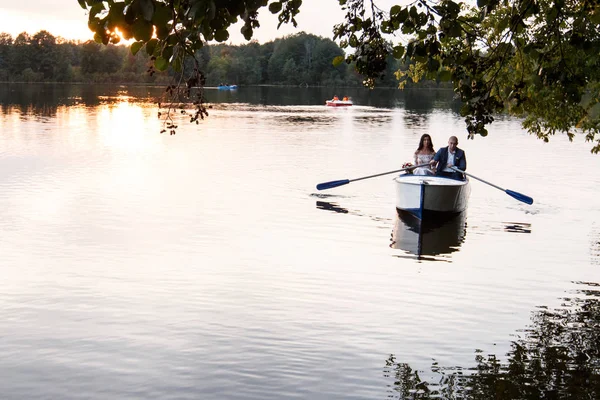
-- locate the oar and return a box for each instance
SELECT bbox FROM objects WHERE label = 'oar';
[316,163,430,191]
[451,167,533,205]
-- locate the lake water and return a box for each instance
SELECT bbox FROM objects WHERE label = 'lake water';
[1,84,599,399]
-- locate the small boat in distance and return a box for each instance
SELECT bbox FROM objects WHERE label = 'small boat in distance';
[218,84,238,90]
[326,95,352,107]
[393,175,470,220]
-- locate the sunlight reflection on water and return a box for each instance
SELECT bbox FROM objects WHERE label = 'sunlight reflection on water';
[0,85,599,399]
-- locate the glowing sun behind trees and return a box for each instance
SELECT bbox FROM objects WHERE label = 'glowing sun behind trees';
[79,0,600,152]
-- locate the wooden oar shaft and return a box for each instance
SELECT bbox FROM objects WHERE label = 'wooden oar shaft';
[350,163,430,183]
[451,167,533,204]
[451,167,505,191]
[316,163,431,190]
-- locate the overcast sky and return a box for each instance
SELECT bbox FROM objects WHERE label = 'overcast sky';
[0,0,355,43]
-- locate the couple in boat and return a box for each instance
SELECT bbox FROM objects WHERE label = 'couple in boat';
[331,95,349,102]
[409,134,466,180]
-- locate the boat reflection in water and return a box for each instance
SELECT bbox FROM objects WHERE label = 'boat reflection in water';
[315,200,349,214]
[390,210,467,259]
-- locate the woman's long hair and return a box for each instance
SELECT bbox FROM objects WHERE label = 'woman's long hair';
[416,134,435,154]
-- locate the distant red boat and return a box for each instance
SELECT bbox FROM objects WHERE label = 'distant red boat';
[326,99,353,107]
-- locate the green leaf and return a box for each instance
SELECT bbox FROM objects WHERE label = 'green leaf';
[133,19,153,41]
[78,0,87,9]
[162,45,173,61]
[152,3,172,26]
[167,33,178,45]
[215,29,229,42]
[156,24,170,39]
[241,25,253,40]
[208,0,216,20]
[139,0,154,22]
[125,3,137,24]
[446,1,461,17]
[131,41,144,55]
[401,20,415,34]
[107,2,126,29]
[349,34,358,48]
[93,32,104,44]
[398,8,409,23]
[154,56,169,71]
[268,2,282,13]
[381,21,390,33]
[427,58,440,72]
[448,21,462,37]
[390,5,401,16]
[392,45,405,59]
[414,43,427,57]
[497,16,509,33]
[428,41,440,55]
[332,55,345,67]
[409,6,418,20]
[146,38,158,56]
[90,2,105,18]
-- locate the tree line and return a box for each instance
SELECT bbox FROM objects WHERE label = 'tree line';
[77,0,600,152]
[0,30,427,88]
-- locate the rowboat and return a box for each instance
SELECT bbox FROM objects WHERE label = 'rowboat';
[391,210,467,257]
[326,99,353,107]
[393,175,470,220]
[218,85,238,90]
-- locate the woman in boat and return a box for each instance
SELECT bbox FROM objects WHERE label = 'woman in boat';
[342,96,348,101]
[413,134,436,175]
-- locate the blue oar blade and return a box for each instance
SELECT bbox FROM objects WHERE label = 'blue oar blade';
[316,179,350,191]
[505,189,534,205]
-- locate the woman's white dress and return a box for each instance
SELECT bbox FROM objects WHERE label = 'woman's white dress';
[414,153,434,175]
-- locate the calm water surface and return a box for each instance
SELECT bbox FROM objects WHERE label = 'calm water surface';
[0,84,599,399]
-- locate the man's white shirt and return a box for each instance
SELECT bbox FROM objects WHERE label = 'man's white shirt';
[443,151,456,172]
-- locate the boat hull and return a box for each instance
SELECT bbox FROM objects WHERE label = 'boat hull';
[326,100,353,107]
[393,175,470,220]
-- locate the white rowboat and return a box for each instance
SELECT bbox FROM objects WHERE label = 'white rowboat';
[393,175,470,220]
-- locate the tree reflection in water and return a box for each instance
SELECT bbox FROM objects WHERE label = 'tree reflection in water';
[384,282,600,399]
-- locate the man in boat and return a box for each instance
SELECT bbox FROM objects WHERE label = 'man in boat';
[430,135,466,180]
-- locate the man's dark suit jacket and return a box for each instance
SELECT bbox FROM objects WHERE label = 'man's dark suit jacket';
[433,147,466,176]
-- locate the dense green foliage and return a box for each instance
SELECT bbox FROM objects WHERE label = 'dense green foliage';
[0,30,169,84]
[384,285,600,399]
[334,0,600,151]
[0,31,405,86]
[79,0,600,152]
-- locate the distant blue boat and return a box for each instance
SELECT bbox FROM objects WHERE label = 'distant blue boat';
[218,85,238,90]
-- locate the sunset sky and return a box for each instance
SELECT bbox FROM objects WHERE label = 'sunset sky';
[0,0,353,44]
